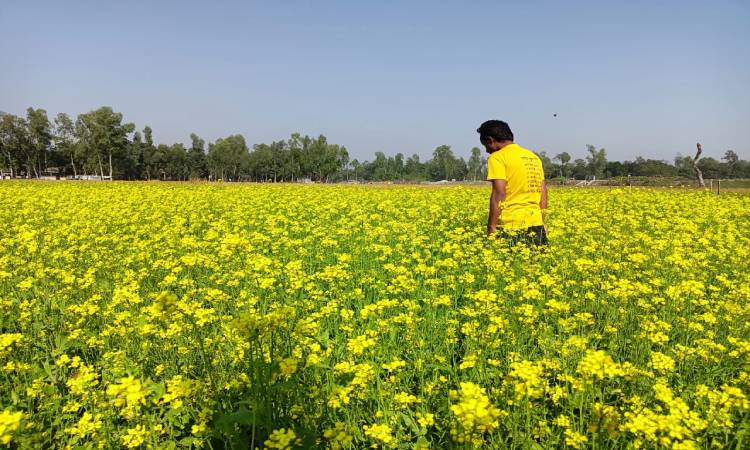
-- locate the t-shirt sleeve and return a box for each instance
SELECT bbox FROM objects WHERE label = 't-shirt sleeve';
[486,155,506,180]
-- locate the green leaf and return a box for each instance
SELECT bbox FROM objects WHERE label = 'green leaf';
[213,407,258,433]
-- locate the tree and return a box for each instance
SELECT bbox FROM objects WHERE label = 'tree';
[585,145,607,179]
[26,107,52,176]
[249,142,273,181]
[351,159,361,181]
[697,156,722,180]
[553,152,571,178]
[404,154,425,181]
[692,143,705,187]
[429,145,461,181]
[537,151,555,179]
[626,157,677,177]
[571,159,588,179]
[75,107,135,179]
[207,134,249,181]
[307,135,341,181]
[53,113,78,178]
[188,133,208,179]
[126,131,144,179]
[165,143,189,180]
[142,126,157,180]
[370,151,388,181]
[0,114,31,177]
[467,147,483,181]
[605,161,626,177]
[392,152,404,181]
[674,154,694,177]
[723,150,739,178]
[338,147,350,181]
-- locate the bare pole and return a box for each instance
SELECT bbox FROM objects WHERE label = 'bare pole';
[692,142,705,188]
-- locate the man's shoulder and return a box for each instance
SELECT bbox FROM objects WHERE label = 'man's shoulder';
[512,143,537,155]
[503,144,536,160]
[488,150,504,162]
[514,145,544,162]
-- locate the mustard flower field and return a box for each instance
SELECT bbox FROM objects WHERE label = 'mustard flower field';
[2,182,750,449]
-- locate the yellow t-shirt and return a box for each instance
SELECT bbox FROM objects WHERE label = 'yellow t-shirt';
[486,143,545,229]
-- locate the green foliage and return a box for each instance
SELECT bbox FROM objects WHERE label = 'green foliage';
[75,107,135,178]
[2,105,749,182]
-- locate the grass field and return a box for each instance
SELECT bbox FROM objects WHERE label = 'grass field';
[1,182,750,449]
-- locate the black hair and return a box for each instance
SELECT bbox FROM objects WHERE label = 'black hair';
[477,120,514,143]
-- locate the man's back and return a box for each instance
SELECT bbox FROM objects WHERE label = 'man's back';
[486,143,545,229]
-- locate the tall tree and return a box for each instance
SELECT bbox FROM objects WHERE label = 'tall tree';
[350,158,361,181]
[429,145,466,181]
[188,133,208,179]
[585,145,607,179]
[404,154,425,181]
[430,145,453,181]
[126,131,144,179]
[571,158,588,179]
[142,126,157,180]
[75,107,135,179]
[392,153,404,180]
[467,147,483,181]
[553,152,571,178]
[370,152,388,181]
[53,113,78,178]
[165,143,189,180]
[692,143,705,187]
[723,150,739,178]
[207,134,249,181]
[26,107,52,176]
[338,147,350,181]
[537,151,555,179]
[0,114,31,178]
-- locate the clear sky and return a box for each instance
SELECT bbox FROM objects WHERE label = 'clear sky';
[1,0,748,162]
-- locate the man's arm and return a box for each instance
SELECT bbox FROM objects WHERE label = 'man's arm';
[487,179,506,235]
[540,179,548,210]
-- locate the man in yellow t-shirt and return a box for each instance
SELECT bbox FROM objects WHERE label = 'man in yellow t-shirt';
[477,120,548,245]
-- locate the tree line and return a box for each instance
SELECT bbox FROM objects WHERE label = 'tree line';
[1,106,747,182]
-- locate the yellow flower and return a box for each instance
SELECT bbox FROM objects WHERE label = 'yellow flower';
[450,382,503,444]
[323,422,353,449]
[106,376,150,419]
[0,333,23,358]
[64,412,102,439]
[264,428,300,449]
[394,391,419,406]
[564,429,588,449]
[648,352,676,373]
[416,412,435,428]
[121,424,147,448]
[553,414,571,428]
[346,334,376,355]
[0,409,23,445]
[576,350,625,381]
[363,423,393,445]
[278,357,298,377]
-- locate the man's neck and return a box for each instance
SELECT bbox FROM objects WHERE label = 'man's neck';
[495,141,514,151]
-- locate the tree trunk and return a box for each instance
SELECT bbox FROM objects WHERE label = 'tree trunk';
[71,154,77,178]
[692,143,705,188]
[98,154,105,179]
[5,152,12,178]
[108,150,113,180]
[29,158,38,178]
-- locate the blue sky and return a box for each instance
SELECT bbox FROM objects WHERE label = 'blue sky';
[1,0,748,162]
